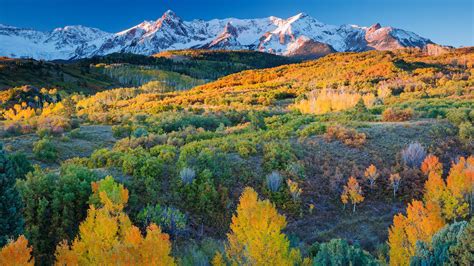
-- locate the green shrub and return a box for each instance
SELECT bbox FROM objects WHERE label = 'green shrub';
[298,122,327,137]
[68,128,86,139]
[449,218,473,264]
[234,140,257,158]
[33,137,57,162]
[112,124,132,139]
[89,148,111,168]
[150,144,177,163]
[459,122,474,142]
[36,128,51,138]
[8,152,33,180]
[446,108,470,126]
[285,161,306,180]
[122,153,142,176]
[176,238,224,266]
[16,163,97,264]
[248,111,267,130]
[178,169,222,226]
[132,127,149,138]
[262,141,296,171]
[137,204,187,237]
[312,239,378,266]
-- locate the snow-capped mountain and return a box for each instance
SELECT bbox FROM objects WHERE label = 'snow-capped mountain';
[0,24,111,60]
[0,10,433,60]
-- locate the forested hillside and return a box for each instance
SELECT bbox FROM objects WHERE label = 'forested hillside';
[0,48,472,265]
[0,50,295,94]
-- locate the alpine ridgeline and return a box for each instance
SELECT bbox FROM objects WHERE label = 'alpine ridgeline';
[0,10,434,60]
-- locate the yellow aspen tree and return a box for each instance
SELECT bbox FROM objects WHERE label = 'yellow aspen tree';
[112,224,175,265]
[136,224,175,265]
[388,214,410,266]
[54,241,78,266]
[364,164,379,188]
[225,187,301,265]
[0,235,34,266]
[445,156,473,219]
[421,155,443,176]
[446,157,472,199]
[340,190,349,210]
[423,170,466,221]
[55,205,132,265]
[388,200,445,266]
[423,172,446,207]
[341,176,364,212]
[286,179,302,202]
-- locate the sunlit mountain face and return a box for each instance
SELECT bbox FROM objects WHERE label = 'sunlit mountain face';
[0,10,433,60]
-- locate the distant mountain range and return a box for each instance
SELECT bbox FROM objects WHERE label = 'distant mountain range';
[0,10,435,60]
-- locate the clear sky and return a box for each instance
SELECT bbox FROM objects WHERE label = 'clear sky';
[0,0,472,47]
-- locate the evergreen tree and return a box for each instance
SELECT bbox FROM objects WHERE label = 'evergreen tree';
[449,218,474,264]
[16,163,97,265]
[0,144,26,247]
[411,221,468,265]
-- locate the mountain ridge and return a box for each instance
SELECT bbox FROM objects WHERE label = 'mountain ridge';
[0,10,434,60]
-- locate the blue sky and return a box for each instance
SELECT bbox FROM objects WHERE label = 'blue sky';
[0,0,472,47]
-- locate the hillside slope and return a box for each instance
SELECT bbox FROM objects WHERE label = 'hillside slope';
[0,50,295,93]
[74,47,473,117]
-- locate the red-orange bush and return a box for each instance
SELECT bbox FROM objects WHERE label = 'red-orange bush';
[382,108,414,122]
[324,125,366,148]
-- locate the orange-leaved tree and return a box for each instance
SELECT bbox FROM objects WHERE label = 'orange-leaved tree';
[421,154,443,176]
[364,164,379,189]
[341,176,364,212]
[0,235,34,266]
[224,187,301,265]
[54,176,175,265]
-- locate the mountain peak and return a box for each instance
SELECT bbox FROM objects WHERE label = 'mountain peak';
[162,10,179,20]
[153,9,183,29]
[369,23,382,31]
[288,12,308,22]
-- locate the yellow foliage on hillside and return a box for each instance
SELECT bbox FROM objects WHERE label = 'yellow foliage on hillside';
[293,89,376,114]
